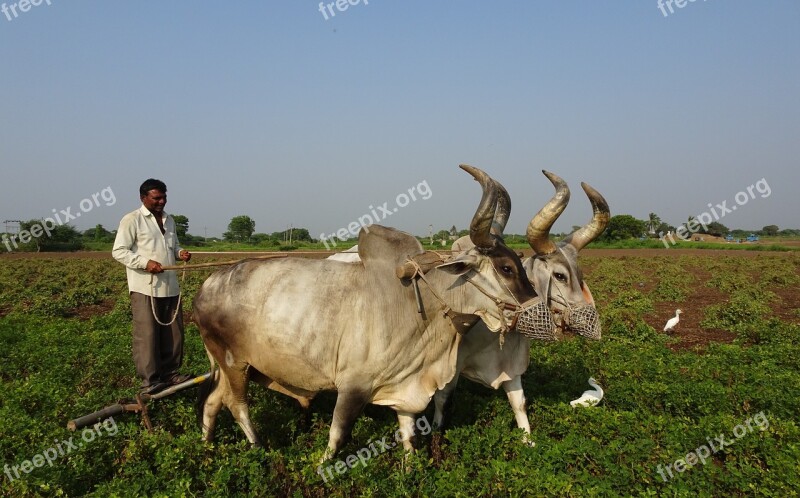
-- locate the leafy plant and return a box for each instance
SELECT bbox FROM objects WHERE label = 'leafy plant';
[1,252,799,496]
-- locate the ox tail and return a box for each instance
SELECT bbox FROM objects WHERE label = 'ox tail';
[195,345,219,429]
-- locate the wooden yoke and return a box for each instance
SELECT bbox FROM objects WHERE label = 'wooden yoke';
[395,251,449,280]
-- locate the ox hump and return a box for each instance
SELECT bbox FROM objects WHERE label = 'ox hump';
[357,225,425,274]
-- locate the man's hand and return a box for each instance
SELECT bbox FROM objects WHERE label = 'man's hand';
[178,250,191,262]
[145,260,164,273]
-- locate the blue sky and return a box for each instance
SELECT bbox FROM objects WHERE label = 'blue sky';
[1,1,798,239]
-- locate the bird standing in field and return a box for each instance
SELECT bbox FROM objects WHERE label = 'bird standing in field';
[664,309,682,332]
[570,377,604,407]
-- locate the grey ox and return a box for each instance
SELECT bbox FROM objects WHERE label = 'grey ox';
[432,170,610,444]
[193,165,540,459]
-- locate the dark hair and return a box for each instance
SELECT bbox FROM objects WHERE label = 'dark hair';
[139,179,167,198]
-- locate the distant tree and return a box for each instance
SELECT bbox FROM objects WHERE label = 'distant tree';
[647,213,661,234]
[779,228,800,236]
[291,228,312,242]
[82,225,111,241]
[655,222,675,237]
[224,215,255,242]
[704,222,729,236]
[250,233,273,244]
[15,220,82,252]
[87,224,114,242]
[449,225,458,236]
[272,227,312,243]
[173,215,189,238]
[600,215,647,241]
[436,229,450,241]
[180,233,205,247]
[761,225,779,236]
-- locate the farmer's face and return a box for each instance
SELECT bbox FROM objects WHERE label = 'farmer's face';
[141,189,167,215]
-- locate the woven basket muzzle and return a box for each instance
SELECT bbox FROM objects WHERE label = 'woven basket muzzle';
[563,305,601,340]
[514,298,557,341]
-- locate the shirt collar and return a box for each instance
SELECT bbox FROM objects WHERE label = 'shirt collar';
[139,204,167,219]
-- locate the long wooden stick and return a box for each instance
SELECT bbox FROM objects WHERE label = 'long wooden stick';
[160,254,289,271]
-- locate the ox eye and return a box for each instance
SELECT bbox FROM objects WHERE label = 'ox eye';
[501,265,514,275]
[554,272,567,282]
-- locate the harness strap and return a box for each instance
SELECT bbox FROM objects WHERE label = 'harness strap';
[405,258,513,336]
[406,258,451,314]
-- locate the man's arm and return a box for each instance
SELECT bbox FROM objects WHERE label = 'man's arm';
[112,215,148,270]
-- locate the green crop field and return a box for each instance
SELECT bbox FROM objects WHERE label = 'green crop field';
[1,251,799,497]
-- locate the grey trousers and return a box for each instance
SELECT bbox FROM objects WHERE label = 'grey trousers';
[130,292,184,387]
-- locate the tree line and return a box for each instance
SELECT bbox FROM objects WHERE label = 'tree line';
[2,213,797,252]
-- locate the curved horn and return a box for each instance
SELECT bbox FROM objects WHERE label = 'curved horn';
[490,179,511,237]
[562,181,610,251]
[526,170,570,255]
[459,164,498,250]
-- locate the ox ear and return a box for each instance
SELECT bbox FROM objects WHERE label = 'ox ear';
[581,281,595,306]
[437,253,479,276]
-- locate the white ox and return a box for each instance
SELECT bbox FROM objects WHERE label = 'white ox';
[327,171,610,445]
[193,165,540,459]
[432,170,610,443]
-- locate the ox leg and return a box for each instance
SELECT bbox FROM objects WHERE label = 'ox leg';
[322,391,368,461]
[225,366,262,447]
[433,376,459,430]
[502,376,535,447]
[396,412,418,452]
[201,370,226,442]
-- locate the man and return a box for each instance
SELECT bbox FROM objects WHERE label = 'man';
[113,179,192,395]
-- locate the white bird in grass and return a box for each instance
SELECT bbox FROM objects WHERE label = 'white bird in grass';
[663,309,682,332]
[570,377,604,408]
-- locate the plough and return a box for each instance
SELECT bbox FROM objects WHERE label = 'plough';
[67,372,211,431]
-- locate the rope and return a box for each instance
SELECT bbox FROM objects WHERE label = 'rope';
[146,254,288,326]
[404,257,528,341]
[465,262,525,308]
[407,258,453,315]
[149,261,186,327]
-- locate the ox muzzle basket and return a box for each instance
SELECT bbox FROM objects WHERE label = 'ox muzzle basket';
[514,299,602,342]
[562,304,601,340]
[512,297,557,341]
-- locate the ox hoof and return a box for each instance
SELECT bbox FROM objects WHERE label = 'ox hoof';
[318,447,335,464]
[522,435,536,448]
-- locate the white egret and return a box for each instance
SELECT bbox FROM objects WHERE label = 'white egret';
[663,309,682,332]
[570,377,604,408]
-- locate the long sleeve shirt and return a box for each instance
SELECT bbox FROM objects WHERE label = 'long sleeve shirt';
[112,205,184,297]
